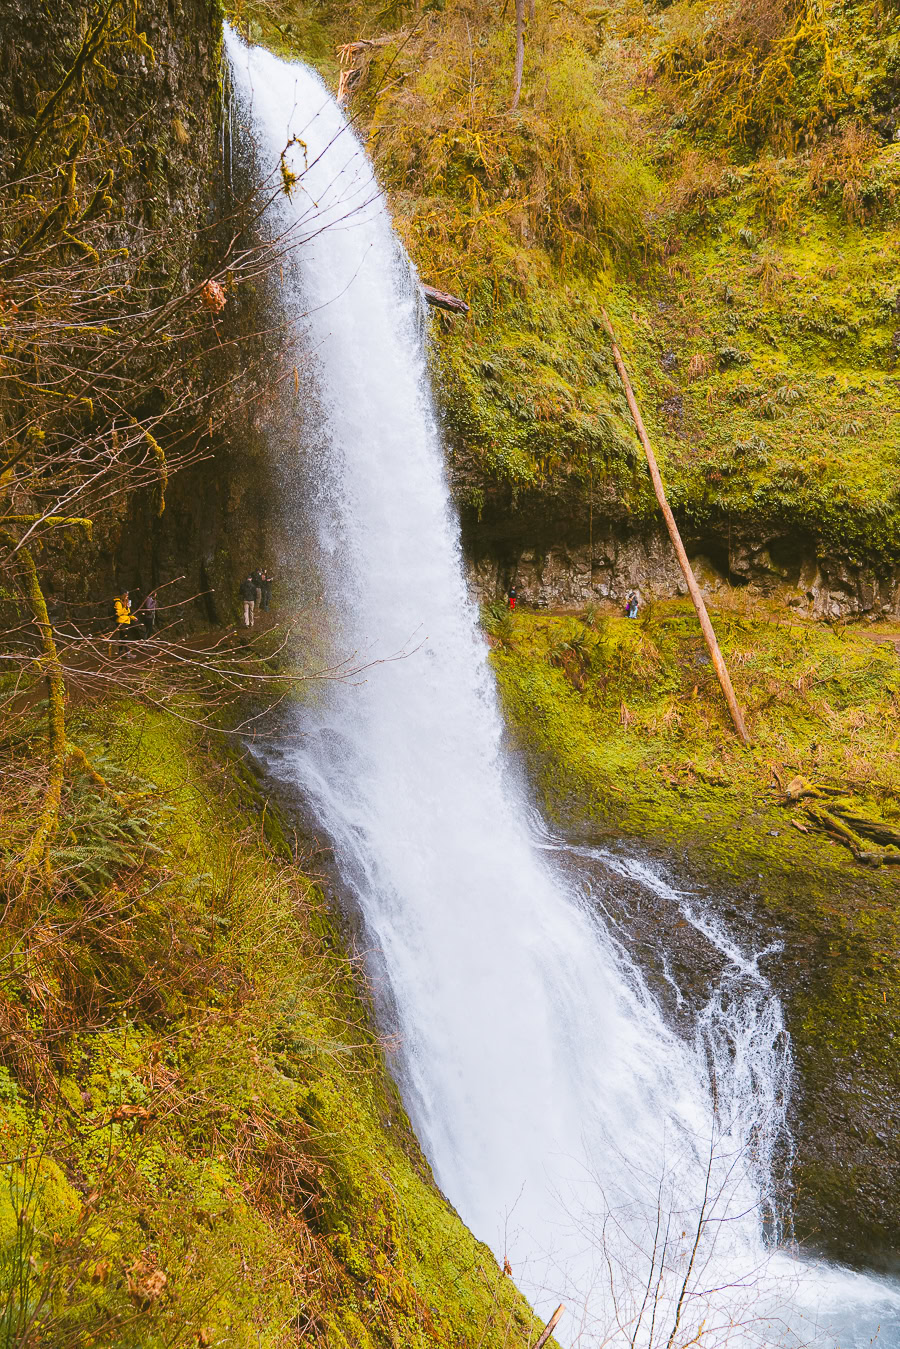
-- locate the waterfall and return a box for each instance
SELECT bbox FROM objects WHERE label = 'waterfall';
[225,30,900,1348]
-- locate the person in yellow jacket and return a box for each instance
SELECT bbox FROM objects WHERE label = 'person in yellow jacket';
[114,590,134,627]
[113,590,143,657]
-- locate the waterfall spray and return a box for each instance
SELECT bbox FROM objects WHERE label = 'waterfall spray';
[225,29,900,1348]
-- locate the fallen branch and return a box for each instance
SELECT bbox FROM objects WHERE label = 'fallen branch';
[805,804,900,866]
[600,309,750,745]
[829,806,900,849]
[422,283,469,314]
[806,804,865,852]
[856,849,900,867]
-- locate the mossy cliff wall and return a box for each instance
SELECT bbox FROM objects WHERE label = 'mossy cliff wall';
[8,0,897,623]
[0,0,279,626]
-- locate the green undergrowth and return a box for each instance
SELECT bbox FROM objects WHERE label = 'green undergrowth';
[489,600,900,838]
[489,601,900,1249]
[488,599,900,900]
[0,701,535,1348]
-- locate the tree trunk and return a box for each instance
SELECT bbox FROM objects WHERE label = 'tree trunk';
[511,0,526,111]
[600,309,751,746]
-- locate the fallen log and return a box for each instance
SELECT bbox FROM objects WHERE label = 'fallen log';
[422,283,469,314]
[805,804,900,865]
[805,804,866,854]
[829,806,900,849]
[856,849,900,866]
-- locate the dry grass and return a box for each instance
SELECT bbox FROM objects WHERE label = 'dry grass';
[366,0,655,289]
[806,122,882,222]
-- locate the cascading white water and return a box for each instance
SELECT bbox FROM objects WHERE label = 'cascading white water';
[226,31,900,1347]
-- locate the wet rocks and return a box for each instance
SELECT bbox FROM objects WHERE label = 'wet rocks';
[467,525,900,619]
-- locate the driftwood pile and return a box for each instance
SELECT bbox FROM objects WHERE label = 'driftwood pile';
[778,774,900,866]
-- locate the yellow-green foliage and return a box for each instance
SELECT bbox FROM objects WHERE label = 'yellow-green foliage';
[253,0,900,557]
[370,10,654,272]
[490,602,900,821]
[0,704,536,1348]
[654,0,899,152]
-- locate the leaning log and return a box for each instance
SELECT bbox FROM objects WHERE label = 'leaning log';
[422,284,469,314]
[601,308,750,745]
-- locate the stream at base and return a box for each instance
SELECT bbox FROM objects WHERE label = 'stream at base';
[226,29,900,1346]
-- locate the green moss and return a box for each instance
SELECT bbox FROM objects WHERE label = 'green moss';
[247,0,900,560]
[0,700,536,1347]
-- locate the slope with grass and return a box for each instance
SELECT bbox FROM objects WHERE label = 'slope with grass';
[0,700,535,1347]
[487,598,900,1267]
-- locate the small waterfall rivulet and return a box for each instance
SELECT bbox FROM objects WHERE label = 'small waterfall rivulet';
[225,29,900,1347]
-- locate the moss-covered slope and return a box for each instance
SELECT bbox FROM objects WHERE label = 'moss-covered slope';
[486,599,900,1266]
[0,703,535,1347]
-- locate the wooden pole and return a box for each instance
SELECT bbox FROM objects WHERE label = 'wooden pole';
[531,1304,565,1349]
[600,308,750,746]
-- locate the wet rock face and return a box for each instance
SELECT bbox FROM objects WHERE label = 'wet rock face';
[0,0,282,626]
[0,0,222,194]
[466,524,900,619]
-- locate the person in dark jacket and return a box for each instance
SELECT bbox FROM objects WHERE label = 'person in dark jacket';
[251,568,263,609]
[260,569,273,612]
[507,585,517,611]
[139,589,158,635]
[240,575,256,628]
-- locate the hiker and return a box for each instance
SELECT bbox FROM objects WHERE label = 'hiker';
[139,589,158,635]
[251,568,263,609]
[113,590,144,655]
[240,574,256,628]
[507,585,517,611]
[625,592,639,619]
[260,568,273,612]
